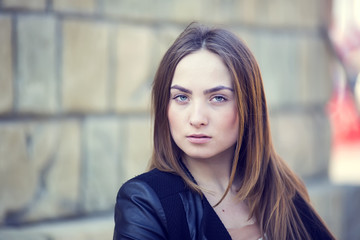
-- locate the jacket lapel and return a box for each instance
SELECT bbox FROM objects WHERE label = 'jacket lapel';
[202,197,232,240]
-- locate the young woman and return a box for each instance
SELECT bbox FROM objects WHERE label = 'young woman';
[113,23,335,240]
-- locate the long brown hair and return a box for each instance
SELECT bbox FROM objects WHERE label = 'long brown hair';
[149,23,334,239]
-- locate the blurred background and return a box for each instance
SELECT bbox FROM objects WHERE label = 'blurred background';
[0,0,359,239]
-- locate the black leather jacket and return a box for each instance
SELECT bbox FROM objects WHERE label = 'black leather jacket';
[113,169,334,240]
[113,169,231,240]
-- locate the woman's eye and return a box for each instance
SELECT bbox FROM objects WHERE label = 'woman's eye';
[211,96,227,103]
[174,95,189,103]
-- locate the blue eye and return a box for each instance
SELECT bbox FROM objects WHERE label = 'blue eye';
[173,95,189,103]
[211,96,227,102]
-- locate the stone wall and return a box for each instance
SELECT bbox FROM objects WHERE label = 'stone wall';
[0,0,359,239]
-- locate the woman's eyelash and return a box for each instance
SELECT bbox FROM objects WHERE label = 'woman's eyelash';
[211,95,228,102]
[173,94,189,102]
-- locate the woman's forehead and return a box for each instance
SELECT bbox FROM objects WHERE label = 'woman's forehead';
[171,50,232,88]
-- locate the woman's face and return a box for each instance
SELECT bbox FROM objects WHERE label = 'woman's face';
[168,49,239,162]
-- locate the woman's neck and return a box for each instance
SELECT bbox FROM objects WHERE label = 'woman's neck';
[182,148,238,195]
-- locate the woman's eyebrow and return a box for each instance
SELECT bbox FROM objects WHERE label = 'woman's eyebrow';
[203,86,234,94]
[170,85,234,94]
[170,85,192,94]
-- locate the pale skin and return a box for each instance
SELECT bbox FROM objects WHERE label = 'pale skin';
[168,49,262,240]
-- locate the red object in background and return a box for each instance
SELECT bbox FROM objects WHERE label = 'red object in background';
[327,88,360,147]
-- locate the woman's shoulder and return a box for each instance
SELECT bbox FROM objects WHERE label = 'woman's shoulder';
[122,168,187,199]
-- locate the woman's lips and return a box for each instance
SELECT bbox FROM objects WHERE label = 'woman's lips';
[186,134,211,144]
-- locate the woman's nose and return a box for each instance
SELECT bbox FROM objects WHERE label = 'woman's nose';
[189,102,208,128]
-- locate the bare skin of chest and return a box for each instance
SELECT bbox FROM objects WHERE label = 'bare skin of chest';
[204,191,262,240]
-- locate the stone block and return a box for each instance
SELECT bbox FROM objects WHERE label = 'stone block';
[82,117,121,212]
[20,121,81,222]
[114,25,155,112]
[264,0,320,28]
[248,32,332,109]
[299,36,332,106]
[62,20,109,112]
[102,0,205,23]
[0,121,81,224]
[0,215,113,240]
[1,0,46,10]
[0,231,46,240]
[233,0,322,28]
[16,15,57,114]
[270,111,331,179]
[250,32,302,109]
[198,0,233,24]
[53,0,95,14]
[121,117,152,180]
[102,0,161,20]
[295,0,328,28]
[0,123,35,224]
[232,0,257,25]
[169,0,203,23]
[0,16,13,113]
[308,182,360,240]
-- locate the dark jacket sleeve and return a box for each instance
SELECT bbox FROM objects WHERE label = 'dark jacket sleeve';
[113,179,168,240]
[294,194,335,240]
